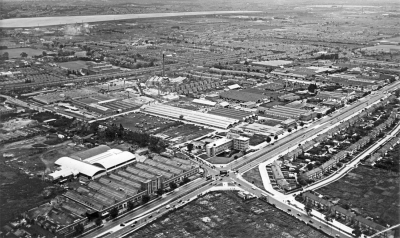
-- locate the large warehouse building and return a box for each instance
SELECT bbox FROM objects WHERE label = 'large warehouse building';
[142,104,239,129]
[49,146,136,180]
[257,105,315,121]
[208,108,256,122]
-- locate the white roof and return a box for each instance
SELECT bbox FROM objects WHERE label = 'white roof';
[92,151,135,170]
[192,99,216,106]
[143,104,239,129]
[55,157,105,177]
[227,84,241,90]
[48,168,79,180]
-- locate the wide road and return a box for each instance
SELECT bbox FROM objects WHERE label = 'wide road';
[232,82,400,173]
[85,178,209,238]
[0,11,261,28]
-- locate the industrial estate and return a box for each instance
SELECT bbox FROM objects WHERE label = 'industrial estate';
[0,0,399,238]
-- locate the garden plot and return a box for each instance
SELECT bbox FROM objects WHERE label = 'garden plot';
[316,166,400,229]
[127,191,329,238]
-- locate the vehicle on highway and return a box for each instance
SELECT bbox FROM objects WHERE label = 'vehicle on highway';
[166,205,170,209]
[178,200,182,203]
[120,223,126,227]
[131,224,135,228]
[206,174,212,180]
[251,186,256,190]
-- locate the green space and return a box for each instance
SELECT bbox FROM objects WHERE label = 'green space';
[242,166,265,191]
[0,165,64,228]
[0,48,43,58]
[128,191,329,238]
[316,165,400,234]
[57,60,90,70]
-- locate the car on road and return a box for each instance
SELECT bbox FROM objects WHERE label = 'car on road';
[166,205,170,209]
[131,224,136,227]
[120,223,126,227]
[149,215,153,218]
[178,200,182,203]
[238,183,241,186]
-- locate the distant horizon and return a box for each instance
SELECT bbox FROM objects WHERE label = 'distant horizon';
[0,11,262,28]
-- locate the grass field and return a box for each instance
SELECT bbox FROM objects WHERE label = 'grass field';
[58,60,90,70]
[128,191,329,238]
[242,166,265,191]
[316,165,400,231]
[0,48,43,58]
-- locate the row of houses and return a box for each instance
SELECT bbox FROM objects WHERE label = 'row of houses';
[300,111,398,180]
[302,192,394,238]
[365,133,400,166]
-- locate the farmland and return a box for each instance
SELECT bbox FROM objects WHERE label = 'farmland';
[127,191,329,238]
[316,165,400,231]
[0,48,43,58]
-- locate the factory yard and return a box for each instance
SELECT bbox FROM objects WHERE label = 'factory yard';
[127,191,329,238]
[316,165,400,230]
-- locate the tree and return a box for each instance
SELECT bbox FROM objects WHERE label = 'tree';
[95,218,102,226]
[266,136,271,143]
[2,52,9,60]
[288,128,292,133]
[337,162,343,168]
[156,189,164,196]
[20,52,28,58]
[74,223,84,234]
[317,114,322,119]
[142,194,151,204]
[187,143,194,153]
[274,135,278,140]
[308,83,318,93]
[300,122,304,127]
[352,225,362,238]
[127,200,135,211]
[179,115,184,120]
[182,177,190,184]
[304,202,313,215]
[169,182,178,190]
[42,51,47,56]
[307,163,314,170]
[109,207,119,219]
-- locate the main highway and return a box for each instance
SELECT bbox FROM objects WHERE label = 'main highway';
[84,81,400,238]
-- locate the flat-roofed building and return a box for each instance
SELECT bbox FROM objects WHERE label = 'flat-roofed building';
[206,137,233,157]
[239,123,285,137]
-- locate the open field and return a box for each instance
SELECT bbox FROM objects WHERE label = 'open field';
[242,166,265,190]
[0,11,261,28]
[0,48,43,58]
[113,113,181,133]
[128,191,329,238]
[161,124,214,141]
[316,165,400,230]
[58,60,90,70]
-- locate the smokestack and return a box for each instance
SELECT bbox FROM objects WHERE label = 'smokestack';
[162,51,165,77]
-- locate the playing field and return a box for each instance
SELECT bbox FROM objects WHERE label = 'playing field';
[58,60,90,70]
[0,48,43,59]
